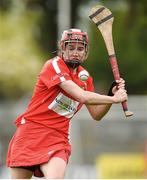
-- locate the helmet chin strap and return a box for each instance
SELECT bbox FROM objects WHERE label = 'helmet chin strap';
[64,59,81,69]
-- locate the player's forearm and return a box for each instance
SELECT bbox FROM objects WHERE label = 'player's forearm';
[81,91,115,105]
[60,80,127,105]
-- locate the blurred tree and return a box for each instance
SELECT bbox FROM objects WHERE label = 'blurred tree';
[119,0,147,94]
[0,0,43,100]
[25,0,90,54]
[25,0,58,54]
[71,0,90,26]
[0,0,12,11]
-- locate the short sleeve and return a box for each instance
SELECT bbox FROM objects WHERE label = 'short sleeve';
[87,76,95,92]
[39,57,72,89]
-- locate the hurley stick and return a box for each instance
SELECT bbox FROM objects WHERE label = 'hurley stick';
[89,5,133,117]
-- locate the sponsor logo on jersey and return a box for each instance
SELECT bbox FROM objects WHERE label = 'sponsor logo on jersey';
[48,92,79,118]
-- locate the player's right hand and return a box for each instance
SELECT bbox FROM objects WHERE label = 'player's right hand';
[113,88,128,103]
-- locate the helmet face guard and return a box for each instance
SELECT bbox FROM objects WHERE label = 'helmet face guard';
[60,29,89,52]
[59,29,89,68]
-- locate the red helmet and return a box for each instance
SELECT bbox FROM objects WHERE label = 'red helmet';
[60,28,89,50]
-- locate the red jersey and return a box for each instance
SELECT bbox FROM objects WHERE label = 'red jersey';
[7,56,95,175]
[15,56,94,135]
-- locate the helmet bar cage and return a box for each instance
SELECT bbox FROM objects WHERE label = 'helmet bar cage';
[61,31,89,52]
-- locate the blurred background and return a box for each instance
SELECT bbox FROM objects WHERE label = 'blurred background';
[0,0,147,178]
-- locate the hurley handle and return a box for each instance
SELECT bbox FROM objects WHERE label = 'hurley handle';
[109,55,133,117]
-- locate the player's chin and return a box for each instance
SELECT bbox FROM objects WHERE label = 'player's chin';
[71,58,83,63]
